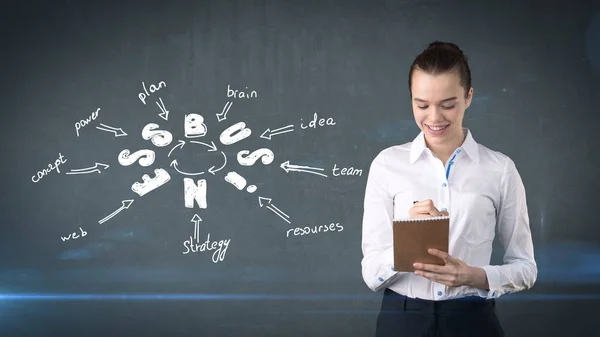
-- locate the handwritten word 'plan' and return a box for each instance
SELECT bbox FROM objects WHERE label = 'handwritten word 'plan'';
[138,80,166,105]
[32,153,67,183]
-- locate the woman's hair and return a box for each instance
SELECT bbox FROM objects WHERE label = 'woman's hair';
[408,41,472,98]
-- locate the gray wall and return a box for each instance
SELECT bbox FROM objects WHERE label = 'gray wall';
[1,0,599,336]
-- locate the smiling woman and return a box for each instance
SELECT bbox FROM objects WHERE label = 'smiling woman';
[361,41,537,337]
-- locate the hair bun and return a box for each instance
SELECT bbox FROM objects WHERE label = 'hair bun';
[426,41,462,53]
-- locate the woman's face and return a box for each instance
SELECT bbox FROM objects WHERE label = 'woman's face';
[410,69,473,148]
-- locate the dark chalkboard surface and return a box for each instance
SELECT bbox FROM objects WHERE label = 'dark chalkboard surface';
[1,1,600,336]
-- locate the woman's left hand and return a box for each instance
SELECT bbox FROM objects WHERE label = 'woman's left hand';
[412,248,473,287]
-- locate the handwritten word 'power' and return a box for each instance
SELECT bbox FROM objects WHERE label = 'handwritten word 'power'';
[300,112,336,129]
[32,153,67,183]
[182,233,230,263]
[286,223,344,237]
[60,227,87,242]
[138,80,166,105]
[75,108,100,137]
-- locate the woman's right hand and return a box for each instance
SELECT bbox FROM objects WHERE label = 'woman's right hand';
[409,199,449,218]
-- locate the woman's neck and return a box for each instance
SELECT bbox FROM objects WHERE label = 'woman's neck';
[426,128,466,164]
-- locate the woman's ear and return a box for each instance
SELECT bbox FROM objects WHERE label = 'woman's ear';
[465,87,474,109]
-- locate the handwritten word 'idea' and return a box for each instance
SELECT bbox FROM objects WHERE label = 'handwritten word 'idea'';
[300,112,336,129]
[286,223,344,237]
[32,153,67,183]
[182,233,230,263]
[227,85,257,99]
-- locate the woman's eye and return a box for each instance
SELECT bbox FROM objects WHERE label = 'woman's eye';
[417,105,455,110]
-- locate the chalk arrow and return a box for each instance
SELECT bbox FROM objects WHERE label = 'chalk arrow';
[66,162,110,175]
[280,160,328,178]
[168,140,186,157]
[216,101,232,122]
[258,196,290,224]
[260,125,294,140]
[191,214,202,242]
[98,199,134,224]
[208,151,227,175]
[96,123,127,137]
[190,140,218,152]
[156,97,169,121]
[191,214,202,223]
[170,159,205,176]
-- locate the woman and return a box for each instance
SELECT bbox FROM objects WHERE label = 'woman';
[361,41,537,337]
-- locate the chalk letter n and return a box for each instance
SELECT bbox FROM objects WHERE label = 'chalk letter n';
[184,178,207,209]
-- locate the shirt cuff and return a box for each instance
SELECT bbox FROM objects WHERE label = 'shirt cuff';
[372,246,399,292]
[477,265,503,299]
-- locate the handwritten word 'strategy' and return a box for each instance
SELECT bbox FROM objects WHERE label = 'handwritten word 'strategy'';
[32,153,67,183]
[182,233,231,263]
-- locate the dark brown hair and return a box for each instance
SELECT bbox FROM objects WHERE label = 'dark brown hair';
[408,41,472,98]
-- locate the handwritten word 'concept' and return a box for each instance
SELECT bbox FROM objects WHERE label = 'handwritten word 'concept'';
[182,233,230,263]
[300,112,336,129]
[332,164,362,176]
[32,153,67,183]
[227,85,257,99]
[61,227,87,241]
[286,223,344,237]
[75,108,100,137]
[139,80,166,105]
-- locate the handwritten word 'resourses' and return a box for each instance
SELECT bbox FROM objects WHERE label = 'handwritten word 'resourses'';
[286,223,344,237]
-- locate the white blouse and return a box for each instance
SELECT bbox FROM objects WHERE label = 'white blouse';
[361,128,537,300]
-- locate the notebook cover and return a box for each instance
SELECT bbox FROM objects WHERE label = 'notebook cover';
[393,216,449,272]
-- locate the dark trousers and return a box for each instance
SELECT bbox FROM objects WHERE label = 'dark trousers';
[376,288,505,337]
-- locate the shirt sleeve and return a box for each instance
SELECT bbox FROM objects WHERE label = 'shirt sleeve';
[478,157,538,298]
[361,151,404,292]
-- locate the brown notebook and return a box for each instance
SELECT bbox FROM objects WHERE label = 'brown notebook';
[393,215,450,272]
